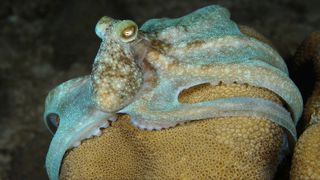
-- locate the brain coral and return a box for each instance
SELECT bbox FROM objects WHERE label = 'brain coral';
[293,31,320,128]
[60,82,286,180]
[290,123,320,179]
[290,32,320,179]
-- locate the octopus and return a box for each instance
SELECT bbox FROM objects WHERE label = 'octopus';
[43,5,303,180]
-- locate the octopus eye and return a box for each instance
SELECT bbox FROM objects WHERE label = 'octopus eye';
[117,20,138,42]
[46,113,60,134]
[122,25,136,39]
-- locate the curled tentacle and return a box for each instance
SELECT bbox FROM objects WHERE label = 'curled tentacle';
[44,76,114,180]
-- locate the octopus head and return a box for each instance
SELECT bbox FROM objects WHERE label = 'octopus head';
[92,16,149,113]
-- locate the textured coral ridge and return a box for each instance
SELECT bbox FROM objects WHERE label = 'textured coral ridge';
[61,83,285,180]
[290,32,320,179]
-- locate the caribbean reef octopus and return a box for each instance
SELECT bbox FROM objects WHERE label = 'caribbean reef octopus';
[43,5,303,180]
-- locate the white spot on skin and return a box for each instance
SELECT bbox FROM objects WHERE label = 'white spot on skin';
[115,81,125,89]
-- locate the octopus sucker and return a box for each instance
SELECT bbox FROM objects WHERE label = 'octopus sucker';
[131,116,181,131]
[43,5,303,180]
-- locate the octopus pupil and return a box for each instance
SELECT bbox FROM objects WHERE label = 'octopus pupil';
[122,26,135,38]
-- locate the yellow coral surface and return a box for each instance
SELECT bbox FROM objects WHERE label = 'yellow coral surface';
[238,25,275,48]
[60,83,286,180]
[291,123,320,179]
[290,32,320,180]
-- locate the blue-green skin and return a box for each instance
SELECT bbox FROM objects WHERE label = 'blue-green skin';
[44,5,303,180]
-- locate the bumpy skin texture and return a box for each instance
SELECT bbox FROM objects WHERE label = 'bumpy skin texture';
[43,5,303,180]
[290,32,320,179]
[61,83,285,180]
[92,18,144,112]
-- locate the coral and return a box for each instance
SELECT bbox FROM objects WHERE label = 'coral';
[291,123,320,179]
[60,82,285,179]
[238,25,274,48]
[290,32,320,179]
[293,31,320,127]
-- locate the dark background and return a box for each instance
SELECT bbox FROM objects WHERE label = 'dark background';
[0,0,319,179]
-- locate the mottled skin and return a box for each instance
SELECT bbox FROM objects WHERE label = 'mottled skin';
[92,18,145,112]
[44,5,303,180]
